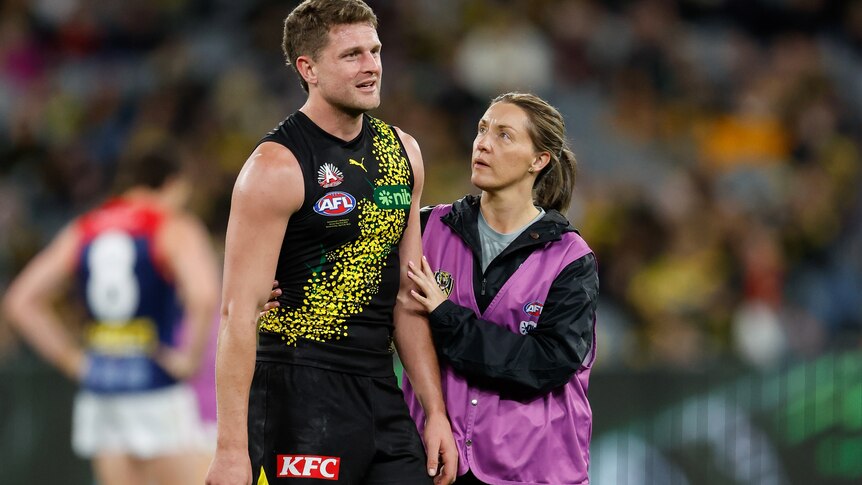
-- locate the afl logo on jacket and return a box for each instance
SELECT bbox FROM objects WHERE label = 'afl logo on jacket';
[314,191,356,216]
[523,301,543,317]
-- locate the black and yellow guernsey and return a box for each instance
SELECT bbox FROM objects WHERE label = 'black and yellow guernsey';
[256,111,413,377]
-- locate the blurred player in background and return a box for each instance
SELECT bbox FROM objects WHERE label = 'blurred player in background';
[2,147,220,485]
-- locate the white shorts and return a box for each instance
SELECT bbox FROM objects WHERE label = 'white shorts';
[72,384,205,459]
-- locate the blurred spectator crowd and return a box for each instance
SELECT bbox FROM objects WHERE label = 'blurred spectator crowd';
[1,0,860,371]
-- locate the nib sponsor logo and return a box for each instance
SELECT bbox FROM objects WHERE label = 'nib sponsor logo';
[277,455,341,480]
[373,185,411,210]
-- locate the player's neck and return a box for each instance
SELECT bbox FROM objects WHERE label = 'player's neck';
[122,184,182,211]
[300,99,364,142]
[122,187,162,205]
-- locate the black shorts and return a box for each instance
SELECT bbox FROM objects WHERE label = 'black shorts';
[248,362,432,484]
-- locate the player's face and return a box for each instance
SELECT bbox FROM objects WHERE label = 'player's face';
[312,23,382,114]
[471,102,542,193]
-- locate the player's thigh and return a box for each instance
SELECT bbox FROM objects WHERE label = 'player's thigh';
[143,451,201,485]
[92,453,146,485]
[249,363,377,484]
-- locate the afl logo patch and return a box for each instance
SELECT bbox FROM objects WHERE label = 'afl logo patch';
[314,192,356,216]
[434,270,453,297]
[523,301,543,317]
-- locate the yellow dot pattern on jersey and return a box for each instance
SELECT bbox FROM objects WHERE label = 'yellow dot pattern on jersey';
[259,118,410,345]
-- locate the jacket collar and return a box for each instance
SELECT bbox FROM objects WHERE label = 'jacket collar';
[440,194,576,255]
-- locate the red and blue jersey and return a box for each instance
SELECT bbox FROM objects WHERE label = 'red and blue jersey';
[73,198,181,394]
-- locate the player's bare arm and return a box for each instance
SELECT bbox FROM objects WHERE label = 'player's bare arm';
[155,211,221,380]
[391,127,458,485]
[2,224,85,380]
[206,142,304,485]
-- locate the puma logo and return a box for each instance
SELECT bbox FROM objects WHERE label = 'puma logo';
[349,157,367,173]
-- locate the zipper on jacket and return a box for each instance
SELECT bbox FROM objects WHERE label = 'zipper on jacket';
[481,278,487,295]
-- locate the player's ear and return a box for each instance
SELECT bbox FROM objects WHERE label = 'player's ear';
[296,56,317,87]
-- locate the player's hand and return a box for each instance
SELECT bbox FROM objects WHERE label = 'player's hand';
[407,257,448,313]
[260,279,282,316]
[206,447,252,485]
[423,412,458,485]
[154,347,199,381]
[59,349,88,383]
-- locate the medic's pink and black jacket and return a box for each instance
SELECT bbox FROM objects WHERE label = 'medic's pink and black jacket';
[402,194,599,485]
[73,199,181,394]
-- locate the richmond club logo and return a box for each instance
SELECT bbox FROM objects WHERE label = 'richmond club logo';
[317,163,344,188]
[313,192,356,216]
[434,270,453,297]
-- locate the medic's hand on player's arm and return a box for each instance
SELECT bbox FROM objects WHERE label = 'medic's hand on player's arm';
[407,257,448,312]
[224,279,282,316]
[261,280,282,315]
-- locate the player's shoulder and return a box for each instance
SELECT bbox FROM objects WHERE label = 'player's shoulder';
[238,142,303,184]
[253,141,301,167]
[233,142,304,211]
[392,126,418,149]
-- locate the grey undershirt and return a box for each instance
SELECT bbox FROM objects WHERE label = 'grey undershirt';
[477,207,545,273]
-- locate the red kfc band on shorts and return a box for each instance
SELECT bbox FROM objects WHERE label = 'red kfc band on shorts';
[277,455,341,480]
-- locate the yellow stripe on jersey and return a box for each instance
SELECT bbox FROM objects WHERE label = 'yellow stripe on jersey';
[85,317,158,354]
